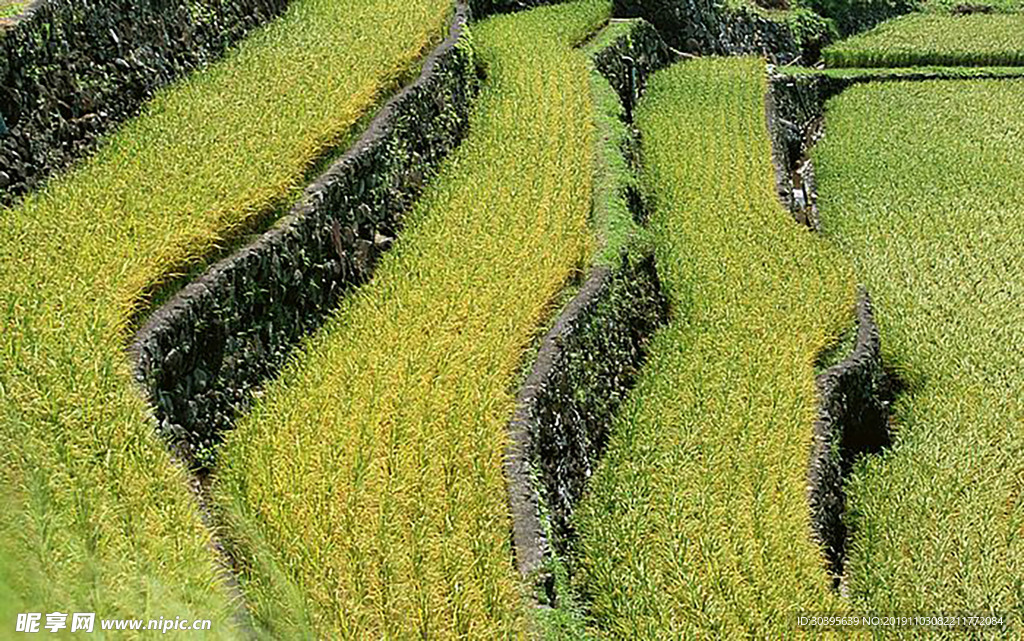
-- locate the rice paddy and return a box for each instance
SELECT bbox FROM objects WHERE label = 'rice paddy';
[0,0,450,626]
[571,57,856,638]
[823,13,1024,67]
[5,0,1024,636]
[212,1,610,636]
[813,78,1024,632]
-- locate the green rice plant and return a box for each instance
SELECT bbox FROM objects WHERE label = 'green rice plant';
[584,20,650,266]
[212,1,611,637]
[824,14,1024,67]
[781,64,1024,80]
[0,1,26,20]
[921,0,1023,13]
[0,0,450,629]
[814,79,1024,634]
[571,57,858,638]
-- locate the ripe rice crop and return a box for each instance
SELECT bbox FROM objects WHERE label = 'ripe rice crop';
[0,0,450,627]
[824,14,1024,68]
[212,1,610,637]
[813,79,1024,630]
[922,0,1022,12]
[571,57,857,637]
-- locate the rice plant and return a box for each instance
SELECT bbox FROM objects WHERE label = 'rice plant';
[212,1,611,637]
[0,0,450,628]
[824,13,1024,68]
[571,57,858,638]
[814,78,1024,634]
[0,1,26,19]
[921,0,1023,12]
[783,64,1024,81]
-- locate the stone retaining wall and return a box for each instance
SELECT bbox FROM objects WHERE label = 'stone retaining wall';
[130,4,477,468]
[0,0,292,204]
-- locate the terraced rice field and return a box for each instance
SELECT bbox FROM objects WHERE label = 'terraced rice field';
[572,57,856,638]
[921,0,1023,12]
[823,13,1024,67]
[790,64,1024,82]
[5,0,1024,637]
[213,1,608,636]
[813,78,1024,629]
[0,0,449,626]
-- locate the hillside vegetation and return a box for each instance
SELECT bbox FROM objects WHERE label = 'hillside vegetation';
[573,57,857,638]
[815,78,1024,631]
[214,1,611,636]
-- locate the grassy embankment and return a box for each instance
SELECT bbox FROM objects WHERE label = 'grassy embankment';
[824,13,1024,67]
[0,0,450,630]
[213,1,611,637]
[586,20,652,266]
[814,79,1024,635]
[572,57,858,638]
[782,64,1024,82]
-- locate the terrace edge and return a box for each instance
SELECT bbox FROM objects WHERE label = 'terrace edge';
[129,1,477,468]
[809,289,892,586]
[0,0,293,204]
[767,74,901,589]
[504,18,672,604]
[468,0,831,64]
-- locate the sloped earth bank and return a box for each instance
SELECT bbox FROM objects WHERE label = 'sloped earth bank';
[471,0,833,64]
[612,0,832,64]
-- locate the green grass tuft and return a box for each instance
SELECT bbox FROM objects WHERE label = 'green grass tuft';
[0,0,26,19]
[582,21,651,266]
